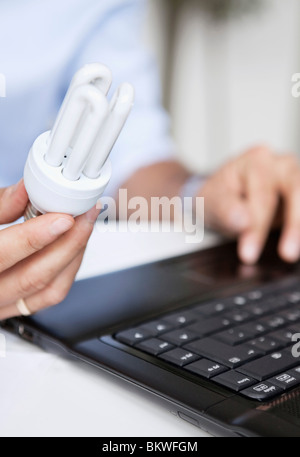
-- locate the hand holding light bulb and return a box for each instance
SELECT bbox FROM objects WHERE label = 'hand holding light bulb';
[0,179,101,320]
[0,63,134,320]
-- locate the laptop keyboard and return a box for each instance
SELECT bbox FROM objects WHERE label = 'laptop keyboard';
[114,276,300,401]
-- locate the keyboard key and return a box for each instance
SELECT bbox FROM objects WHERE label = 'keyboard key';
[287,366,300,378]
[163,329,198,346]
[270,326,299,345]
[162,310,196,327]
[237,321,269,337]
[269,371,300,391]
[244,302,271,317]
[247,290,263,301]
[185,316,232,337]
[159,348,199,366]
[241,381,283,400]
[244,298,282,317]
[214,328,252,345]
[279,307,300,323]
[136,338,174,355]
[193,294,252,315]
[213,370,257,391]
[238,349,298,381]
[185,338,262,368]
[259,315,287,330]
[263,296,288,311]
[140,320,172,336]
[191,300,228,316]
[286,291,300,304]
[115,328,152,345]
[185,358,228,379]
[223,310,251,324]
[249,336,284,354]
[232,296,247,306]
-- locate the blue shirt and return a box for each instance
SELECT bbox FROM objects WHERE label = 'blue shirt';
[0,0,174,193]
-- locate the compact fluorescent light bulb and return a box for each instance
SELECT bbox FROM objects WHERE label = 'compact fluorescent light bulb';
[23,63,134,220]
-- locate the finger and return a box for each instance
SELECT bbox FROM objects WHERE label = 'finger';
[275,155,300,262]
[26,250,85,313]
[0,251,85,320]
[0,180,29,223]
[25,250,84,314]
[0,206,99,306]
[237,148,278,264]
[0,212,75,273]
[200,176,250,236]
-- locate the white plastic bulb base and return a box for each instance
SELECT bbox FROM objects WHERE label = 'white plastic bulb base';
[24,131,111,217]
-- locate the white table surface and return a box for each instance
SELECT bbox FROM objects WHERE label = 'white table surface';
[0,222,222,438]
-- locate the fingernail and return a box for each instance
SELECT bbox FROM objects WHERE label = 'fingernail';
[50,217,74,236]
[240,241,260,265]
[85,206,101,224]
[282,238,300,262]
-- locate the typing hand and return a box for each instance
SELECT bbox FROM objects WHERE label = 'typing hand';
[198,146,300,265]
[0,180,99,319]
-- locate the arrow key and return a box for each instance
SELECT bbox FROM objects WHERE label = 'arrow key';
[115,327,152,346]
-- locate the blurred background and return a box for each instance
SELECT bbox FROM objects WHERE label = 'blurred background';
[144,0,300,175]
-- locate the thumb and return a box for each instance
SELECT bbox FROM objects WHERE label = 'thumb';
[0,179,29,224]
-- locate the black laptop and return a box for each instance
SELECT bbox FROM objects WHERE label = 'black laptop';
[2,230,300,437]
